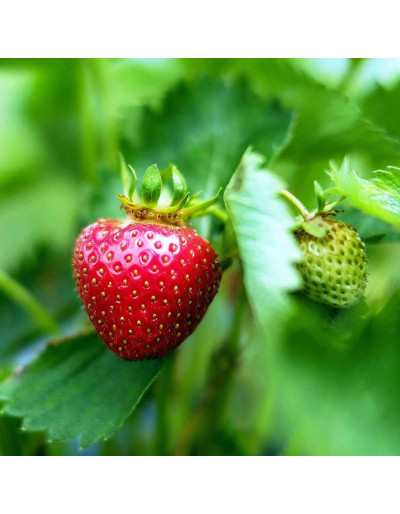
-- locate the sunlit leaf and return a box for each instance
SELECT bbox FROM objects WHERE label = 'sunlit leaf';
[224,149,301,333]
[224,149,302,454]
[329,158,400,228]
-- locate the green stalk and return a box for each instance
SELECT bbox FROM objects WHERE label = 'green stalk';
[78,59,97,184]
[202,205,229,224]
[90,59,119,170]
[280,189,310,219]
[174,286,247,455]
[181,188,222,219]
[155,355,175,455]
[0,270,59,336]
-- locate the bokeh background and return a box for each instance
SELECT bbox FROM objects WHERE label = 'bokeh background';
[1,58,400,456]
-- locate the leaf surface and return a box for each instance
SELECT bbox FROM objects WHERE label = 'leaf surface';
[224,149,301,333]
[0,333,162,448]
[127,78,295,194]
[329,159,400,228]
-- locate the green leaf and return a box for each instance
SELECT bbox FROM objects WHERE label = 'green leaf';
[328,158,400,228]
[187,60,400,165]
[224,149,301,334]
[128,79,295,195]
[224,149,302,454]
[0,333,162,448]
[181,60,400,220]
[181,60,400,161]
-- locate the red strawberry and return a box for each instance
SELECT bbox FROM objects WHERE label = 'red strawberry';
[72,219,222,360]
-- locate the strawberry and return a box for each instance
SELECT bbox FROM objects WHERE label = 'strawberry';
[296,218,367,308]
[72,160,222,359]
[281,186,367,309]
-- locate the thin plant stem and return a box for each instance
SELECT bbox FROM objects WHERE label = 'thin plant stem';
[173,285,247,455]
[226,286,246,351]
[79,59,119,182]
[280,189,310,219]
[78,59,97,184]
[0,270,59,336]
[90,59,119,170]
[203,205,229,224]
[155,355,175,455]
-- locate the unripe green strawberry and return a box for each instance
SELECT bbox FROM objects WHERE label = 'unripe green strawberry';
[296,218,367,308]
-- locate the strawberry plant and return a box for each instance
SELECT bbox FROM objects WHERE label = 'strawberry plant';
[2,58,400,455]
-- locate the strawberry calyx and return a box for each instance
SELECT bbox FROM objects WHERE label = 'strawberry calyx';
[280,181,344,239]
[118,154,223,226]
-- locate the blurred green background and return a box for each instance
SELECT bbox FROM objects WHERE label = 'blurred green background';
[1,58,400,456]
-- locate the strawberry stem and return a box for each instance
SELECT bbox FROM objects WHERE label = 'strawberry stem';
[181,188,222,219]
[280,189,311,219]
[155,355,174,454]
[194,205,229,224]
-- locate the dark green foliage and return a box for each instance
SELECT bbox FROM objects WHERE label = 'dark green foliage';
[125,78,295,192]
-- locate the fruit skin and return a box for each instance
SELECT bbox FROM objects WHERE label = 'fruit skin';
[72,219,222,360]
[296,218,367,308]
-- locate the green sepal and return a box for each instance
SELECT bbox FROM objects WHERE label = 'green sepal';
[290,215,306,232]
[161,164,188,206]
[157,192,191,214]
[302,219,328,238]
[142,164,162,207]
[314,180,325,211]
[171,165,188,205]
[118,160,228,226]
[120,153,137,200]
